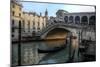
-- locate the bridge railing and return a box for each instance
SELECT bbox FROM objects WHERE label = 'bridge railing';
[36,20,95,36]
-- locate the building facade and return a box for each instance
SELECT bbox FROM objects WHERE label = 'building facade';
[11,0,48,40]
[11,0,23,40]
[22,11,47,36]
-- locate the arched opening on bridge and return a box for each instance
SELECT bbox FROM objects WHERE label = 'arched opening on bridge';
[40,27,79,57]
[89,16,96,25]
[81,16,88,25]
[45,28,70,40]
[64,16,68,23]
[69,16,74,23]
[75,16,80,24]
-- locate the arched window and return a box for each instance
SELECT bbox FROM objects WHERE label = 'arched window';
[12,19,14,25]
[64,16,68,23]
[81,16,88,25]
[38,22,39,27]
[69,16,73,23]
[23,20,25,28]
[54,19,57,23]
[89,16,96,25]
[42,23,44,28]
[28,21,30,32]
[33,21,35,26]
[19,20,21,26]
[75,16,80,24]
[22,20,25,32]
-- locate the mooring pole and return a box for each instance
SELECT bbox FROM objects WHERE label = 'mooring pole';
[68,33,72,60]
[78,31,81,58]
[18,21,21,66]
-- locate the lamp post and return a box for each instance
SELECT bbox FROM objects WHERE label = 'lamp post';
[18,21,21,66]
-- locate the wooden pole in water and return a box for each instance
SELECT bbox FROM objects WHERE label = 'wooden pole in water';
[18,21,21,66]
[78,31,81,58]
[68,33,72,60]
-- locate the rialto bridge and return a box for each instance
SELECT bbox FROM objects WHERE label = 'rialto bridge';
[36,10,96,42]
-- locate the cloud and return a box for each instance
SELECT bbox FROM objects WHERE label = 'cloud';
[63,5,95,13]
[20,1,95,17]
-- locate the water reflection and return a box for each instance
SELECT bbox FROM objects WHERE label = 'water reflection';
[45,39,66,46]
[38,39,66,50]
[12,39,81,65]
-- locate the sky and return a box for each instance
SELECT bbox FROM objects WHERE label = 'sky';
[20,1,95,17]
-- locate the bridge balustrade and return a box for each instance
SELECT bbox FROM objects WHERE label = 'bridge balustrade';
[36,19,95,36]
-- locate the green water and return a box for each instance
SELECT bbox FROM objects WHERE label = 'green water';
[12,39,82,66]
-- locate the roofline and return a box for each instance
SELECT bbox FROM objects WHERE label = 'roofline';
[11,0,23,7]
[64,12,96,14]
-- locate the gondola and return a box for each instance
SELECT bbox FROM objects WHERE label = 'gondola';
[38,45,66,53]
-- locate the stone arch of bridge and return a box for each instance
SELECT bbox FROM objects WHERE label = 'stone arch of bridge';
[39,24,79,52]
[40,24,78,39]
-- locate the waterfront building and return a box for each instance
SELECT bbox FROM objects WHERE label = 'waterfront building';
[11,0,23,40]
[22,10,47,37]
[11,0,48,39]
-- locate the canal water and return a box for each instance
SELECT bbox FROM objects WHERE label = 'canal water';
[12,39,83,66]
